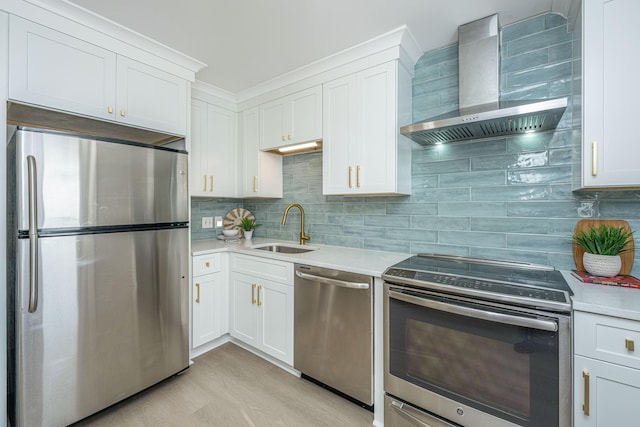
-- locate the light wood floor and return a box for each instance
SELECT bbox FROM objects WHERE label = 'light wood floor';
[77,342,374,426]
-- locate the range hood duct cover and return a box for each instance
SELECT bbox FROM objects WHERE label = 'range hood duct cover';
[401,14,568,145]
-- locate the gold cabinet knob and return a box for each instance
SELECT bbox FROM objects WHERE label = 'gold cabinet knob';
[281,135,286,141]
[120,109,126,117]
[107,106,113,114]
[287,134,292,140]
[626,338,635,352]
[205,261,210,268]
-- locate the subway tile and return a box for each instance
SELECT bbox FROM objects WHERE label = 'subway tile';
[439,230,506,248]
[386,228,438,242]
[507,166,572,185]
[326,215,364,226]
[599,202,640,219]
[506,26,572,58]
[471,185,550,202]
[365,215,410,228]
[410,242,470,256]
[471,152,548,171]
[506,61,572,91]
[411,216,470,231]
[411,187,470,202]
[440,170,506,187]
[549,41,573,63]
[364,238,411,253]
[439,202,507,217]
[387,203,438,216]
[502,15,546,42]
[414,158,469,173]
[437,139,507,160]
[507,233,572,253]
[502,49,549,74]
[471,217,550,234]
[507,201,581,218]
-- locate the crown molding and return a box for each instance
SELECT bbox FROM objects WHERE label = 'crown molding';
[3,0,206,79]
[236,25,423,105]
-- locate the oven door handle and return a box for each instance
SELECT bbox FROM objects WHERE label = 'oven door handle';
[388,290,558,332]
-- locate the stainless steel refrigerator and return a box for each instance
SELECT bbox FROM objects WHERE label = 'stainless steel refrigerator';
[7,124,190,426]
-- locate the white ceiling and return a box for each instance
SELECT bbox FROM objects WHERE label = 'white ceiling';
[68,0,565,95]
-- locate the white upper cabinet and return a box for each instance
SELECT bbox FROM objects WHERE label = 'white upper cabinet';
[582,0,640,188]
[260,85,322,150]
[240,106,283,198]
[9,16,116,121]
[190,98,237,197]
[115,56,187,135]
[323,61,412,195]
[8,15,188,136]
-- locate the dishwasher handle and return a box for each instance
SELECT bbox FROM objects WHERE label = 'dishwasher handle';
[295,270,369,289]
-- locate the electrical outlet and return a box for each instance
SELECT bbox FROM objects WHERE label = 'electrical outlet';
[215,216,223,228]
[202,217,213,229]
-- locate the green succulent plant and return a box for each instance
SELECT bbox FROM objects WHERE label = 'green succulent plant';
[573,225,634,256]
[239,217,261,231]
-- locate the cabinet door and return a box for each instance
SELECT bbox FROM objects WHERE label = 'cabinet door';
[190,99,210,197]
[355,62,398,194]
[116,56,187,135]
[192,273,222,348]
[8,16,116,120]
[207,104,237,197]
[289,85,322,145]
[241,107,283,198]
[583,0,640,187]
[258,280,293,365]
[574,355,640,427]
[322,74,357,195]
[229,272,259,347]
[260,98,287,150]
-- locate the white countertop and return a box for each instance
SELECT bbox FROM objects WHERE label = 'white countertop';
[191,237,408,277]
[193,238,640,320]
[563,271,640,321]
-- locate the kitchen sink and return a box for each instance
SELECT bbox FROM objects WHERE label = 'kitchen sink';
[252,243,317,254]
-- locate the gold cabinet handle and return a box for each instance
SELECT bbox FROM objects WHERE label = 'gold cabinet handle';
[195,283,201,304]
[626,338,635,352]
[120,109,126,117]
[348,166,353,188]
[281,135,286,142]
[582,370,590,416]
[287,134,292,140]
[251,284,256,305]
[209,176,213,192]
[253,176,258,193]
[257,285,262,306]
[205,261,210,268]
[203,175,207,192]
[107,106,113,114]
[357,165,361,188]
[591,141,598,176]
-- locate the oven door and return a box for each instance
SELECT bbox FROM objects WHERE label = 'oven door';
[384,282,571,427]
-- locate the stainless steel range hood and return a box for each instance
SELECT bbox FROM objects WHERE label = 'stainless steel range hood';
[401,14,568,145]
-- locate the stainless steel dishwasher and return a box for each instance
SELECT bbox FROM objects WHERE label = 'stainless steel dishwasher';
[294,264,373,408]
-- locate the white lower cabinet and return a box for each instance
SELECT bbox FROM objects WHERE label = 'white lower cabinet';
[229,254,293,365]
[192,253,227,349]
[574,311,640,426]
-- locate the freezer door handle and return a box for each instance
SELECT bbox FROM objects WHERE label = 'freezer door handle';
[27,155,39,313]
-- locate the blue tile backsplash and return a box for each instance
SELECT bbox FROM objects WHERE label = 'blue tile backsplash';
[193,13,640,276]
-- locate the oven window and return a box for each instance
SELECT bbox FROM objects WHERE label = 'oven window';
[389,290,559,426]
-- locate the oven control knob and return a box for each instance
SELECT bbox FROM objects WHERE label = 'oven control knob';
[456,407,464,416]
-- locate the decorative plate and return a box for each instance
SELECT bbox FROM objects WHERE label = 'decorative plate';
[223,208,255,237]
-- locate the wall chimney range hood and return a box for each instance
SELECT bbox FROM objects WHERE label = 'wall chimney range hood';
[401,14,568,145]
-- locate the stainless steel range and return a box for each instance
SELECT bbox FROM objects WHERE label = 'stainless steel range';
[382,254,572,427]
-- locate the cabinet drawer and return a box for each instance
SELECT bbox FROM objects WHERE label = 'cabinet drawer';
[575,311,640,369]
[230,254,293,284]
[193,254,221,276]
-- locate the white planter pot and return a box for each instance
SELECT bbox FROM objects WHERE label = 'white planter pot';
[243,230,253,240]
[582,252,622,277]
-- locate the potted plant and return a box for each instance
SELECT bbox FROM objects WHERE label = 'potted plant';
[573,224,634,276]
[239,217,260,240]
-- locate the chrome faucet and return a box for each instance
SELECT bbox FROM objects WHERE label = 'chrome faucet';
[282,203,310,245]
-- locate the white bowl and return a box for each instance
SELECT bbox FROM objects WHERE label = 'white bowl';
[223,229,239,237]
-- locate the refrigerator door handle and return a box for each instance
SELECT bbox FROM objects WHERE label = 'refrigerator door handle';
[27,155,39,313]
